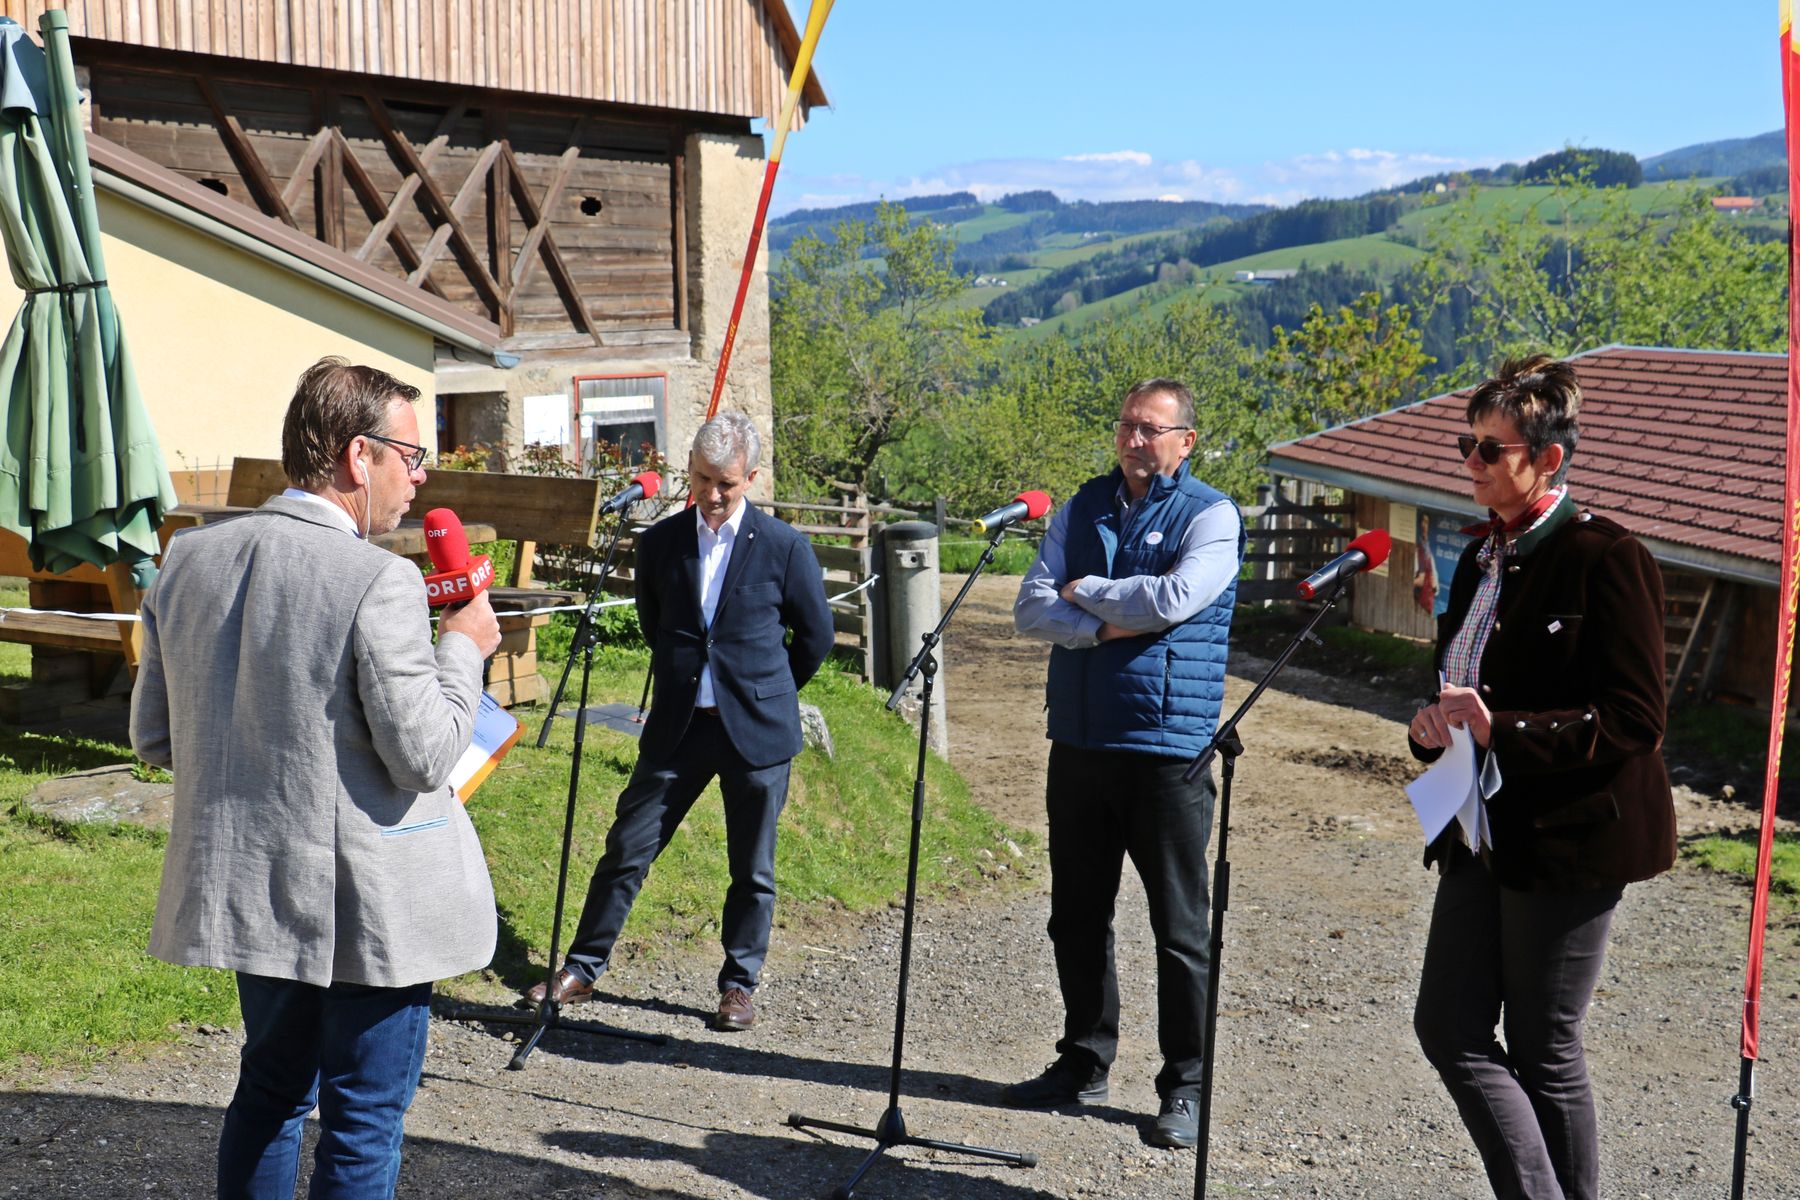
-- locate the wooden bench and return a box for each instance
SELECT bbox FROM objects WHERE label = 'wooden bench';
[0,529,155,715]
[228,459,608,707]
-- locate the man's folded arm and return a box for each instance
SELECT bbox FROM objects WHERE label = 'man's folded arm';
[1067,499,1240,633]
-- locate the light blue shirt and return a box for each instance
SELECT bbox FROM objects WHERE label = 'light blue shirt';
[1015,487,1240,649]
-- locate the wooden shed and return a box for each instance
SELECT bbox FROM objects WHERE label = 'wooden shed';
[1,0,827,494]
[1265,346,1787,712]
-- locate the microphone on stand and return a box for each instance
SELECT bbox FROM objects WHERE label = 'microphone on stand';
[1296,529,1392,600]
[423,508,496,607]
[601,471,663,515]
[969,490,1052,535]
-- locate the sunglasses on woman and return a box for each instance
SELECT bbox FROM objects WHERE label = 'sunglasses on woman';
[1456,435,1530,465]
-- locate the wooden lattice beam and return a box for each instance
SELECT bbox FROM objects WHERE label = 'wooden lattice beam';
[501,124,600,345]
[332,129,451,301]
[353,97,469,263]
[195,76,298,229]
[360,93,505,319]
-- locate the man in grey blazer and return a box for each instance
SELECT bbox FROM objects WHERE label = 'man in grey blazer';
[523,411,833,1032]
[131,358,501,1199]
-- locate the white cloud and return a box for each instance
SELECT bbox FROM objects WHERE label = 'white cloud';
[774,146,1501,216]
[1061,149,1154,165]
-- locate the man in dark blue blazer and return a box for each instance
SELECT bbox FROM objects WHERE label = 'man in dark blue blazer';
[524,412,834,1030]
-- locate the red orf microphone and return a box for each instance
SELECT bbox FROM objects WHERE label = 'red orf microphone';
[1296,529,1392,600]
[423,508,495,607]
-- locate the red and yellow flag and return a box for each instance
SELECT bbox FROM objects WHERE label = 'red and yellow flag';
[1742,0,1800,1066]
[704,0,835,424]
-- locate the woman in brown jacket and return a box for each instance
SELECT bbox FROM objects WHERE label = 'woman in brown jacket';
[1407,356,1676,1200]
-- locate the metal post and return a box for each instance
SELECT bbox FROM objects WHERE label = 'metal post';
[882,520,946,758]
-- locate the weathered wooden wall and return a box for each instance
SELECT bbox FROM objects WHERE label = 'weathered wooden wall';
[7,0,818,123]
[85,49,696,345]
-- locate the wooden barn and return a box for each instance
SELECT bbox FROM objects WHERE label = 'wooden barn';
[0,1,826,494]
[1265,346,1788,714]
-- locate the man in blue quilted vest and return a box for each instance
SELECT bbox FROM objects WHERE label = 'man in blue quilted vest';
[1005,377,1245,1150]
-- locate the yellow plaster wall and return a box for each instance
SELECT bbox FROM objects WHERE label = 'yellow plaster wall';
[0,191,437,485]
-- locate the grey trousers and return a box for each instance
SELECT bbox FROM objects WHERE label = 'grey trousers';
[1414,845,1622,1200]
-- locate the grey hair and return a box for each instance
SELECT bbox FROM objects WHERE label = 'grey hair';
[692,410,761,472]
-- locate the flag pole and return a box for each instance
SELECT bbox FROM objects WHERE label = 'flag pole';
[1730,6,1800,1195]
[704,0,834,424]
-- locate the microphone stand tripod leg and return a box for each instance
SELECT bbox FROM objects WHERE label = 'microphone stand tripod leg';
[789,530,1035,1196]
[1187,579,1346,1199]
[442,516,667,1060]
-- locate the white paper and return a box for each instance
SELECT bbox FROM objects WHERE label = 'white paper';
[448,692,523,802]
[1406,720,1480,844]
[1404,681,1500,849]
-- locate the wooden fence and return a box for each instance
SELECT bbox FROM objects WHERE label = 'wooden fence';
[1238,486,1355,605]
[540,483,1350,686]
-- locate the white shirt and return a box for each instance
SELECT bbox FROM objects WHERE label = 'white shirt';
[695,499,749,707]
[282,487,361,538]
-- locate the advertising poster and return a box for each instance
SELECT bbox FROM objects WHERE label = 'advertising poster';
[1413,508,1472,618]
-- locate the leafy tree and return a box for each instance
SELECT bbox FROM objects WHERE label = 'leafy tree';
[770,202,991,497]
[1415,177,1785,380]
[884,336,1101,513]
[1518,146,1642,188]
[1257,292,1434,435]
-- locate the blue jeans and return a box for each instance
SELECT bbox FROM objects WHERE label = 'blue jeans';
[219,973,433,1200]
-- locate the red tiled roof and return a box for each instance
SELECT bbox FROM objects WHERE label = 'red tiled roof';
[1266,346,1786,567]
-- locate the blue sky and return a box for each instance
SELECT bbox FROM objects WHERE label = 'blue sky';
[769,0,1782,215]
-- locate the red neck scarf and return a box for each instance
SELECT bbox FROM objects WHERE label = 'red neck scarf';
[1459,487,1563,539]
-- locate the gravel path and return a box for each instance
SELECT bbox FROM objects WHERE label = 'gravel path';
[5,573,1799,1199]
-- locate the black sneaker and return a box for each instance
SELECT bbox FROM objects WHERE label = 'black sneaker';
[1149,1096,1198,1149]
[1001,1057,1109,1108]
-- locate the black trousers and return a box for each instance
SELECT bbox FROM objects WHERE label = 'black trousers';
[563,711,791,993]
[1414,845,1621,1200]
[1045,742,1216,1100]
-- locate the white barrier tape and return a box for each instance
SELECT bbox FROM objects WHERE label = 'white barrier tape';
[435,573,884,621]
[828,574,879,605]
[0,607,140,622]
[7,572,886,629]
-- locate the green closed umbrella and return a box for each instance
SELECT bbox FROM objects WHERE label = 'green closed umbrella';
[0,11,173,587]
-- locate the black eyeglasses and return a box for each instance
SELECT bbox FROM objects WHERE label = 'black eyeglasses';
[361,433,428,472]
[1456,435,1530,465]
[1112,420,1191,442]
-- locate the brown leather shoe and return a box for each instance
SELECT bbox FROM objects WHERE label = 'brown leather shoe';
[521,968,595,1008]
[712,986,756,1031]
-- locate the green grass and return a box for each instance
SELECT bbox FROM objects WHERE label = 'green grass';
[0,637,1023,1065]
[1391,179,1722,238]
[0,730,241,1068]
[938,538,1039,575]
[1203,232,1426,279]
[1315,625,1435,674]
[1030,230,1177,270]
[941,207,1033,241]
[1683,832,1800,908]
[449,651,1023,1001]
[944,267,1051,312]
[1665,703,1799,781]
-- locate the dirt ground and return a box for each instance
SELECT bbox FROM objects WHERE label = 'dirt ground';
[4,572,1799,1199]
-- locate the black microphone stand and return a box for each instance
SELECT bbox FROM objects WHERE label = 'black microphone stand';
[788,527,1035,1199]
[444,507,667,1066]
[536,516,620,747]
[1185,576,1349,1199]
